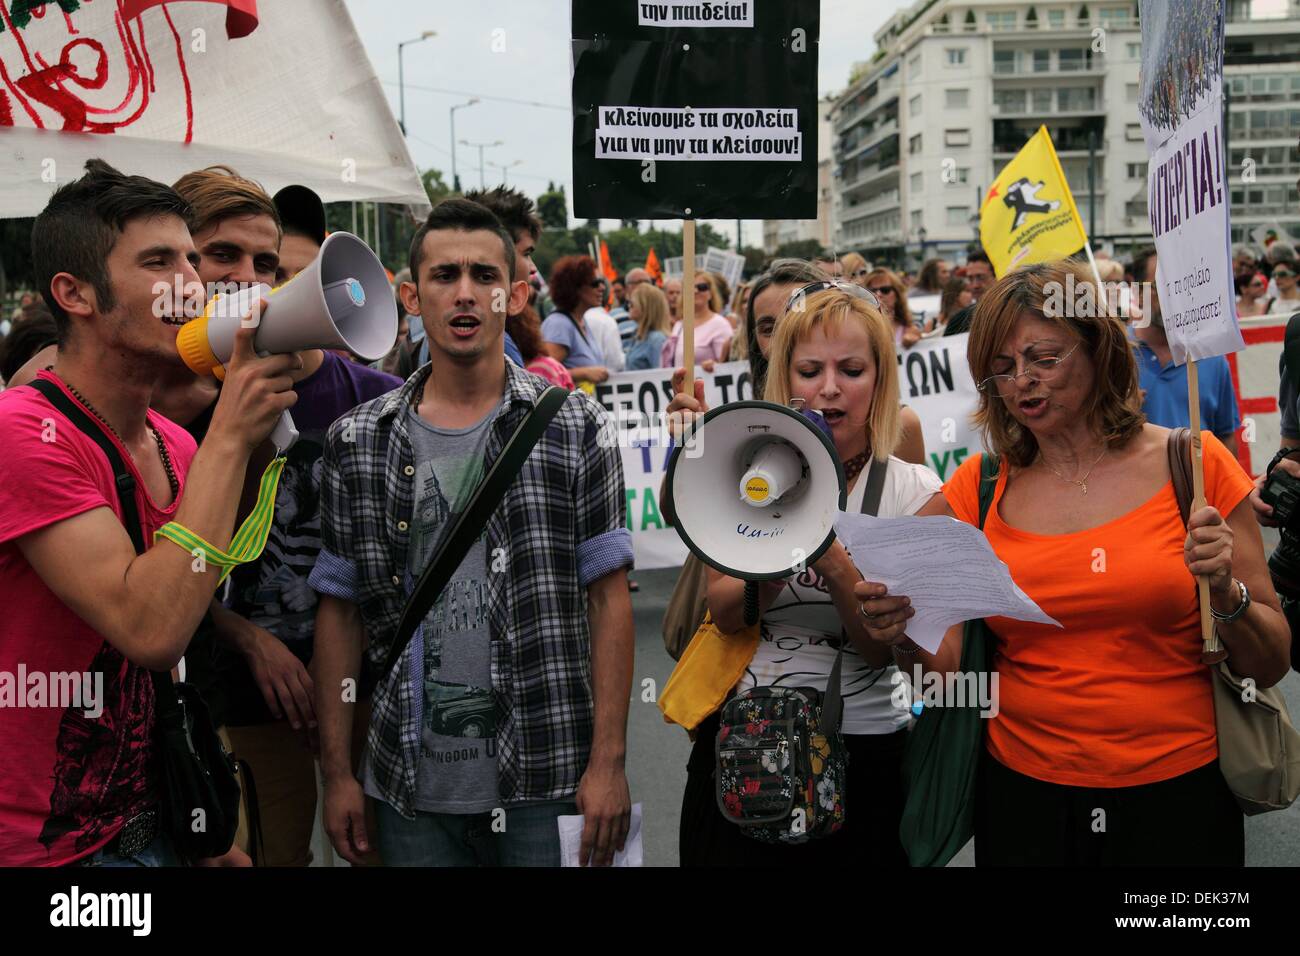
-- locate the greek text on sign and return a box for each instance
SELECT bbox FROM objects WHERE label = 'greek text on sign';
[638,2,755,27]
[596,107,802,162]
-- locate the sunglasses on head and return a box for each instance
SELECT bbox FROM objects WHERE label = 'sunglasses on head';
[785,280,880,313]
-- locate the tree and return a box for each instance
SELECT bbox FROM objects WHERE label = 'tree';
[774,238,824,261]
[741,246,769,276]
[537,182,569,230]
[0,218,36,305]
[422,168,452,205]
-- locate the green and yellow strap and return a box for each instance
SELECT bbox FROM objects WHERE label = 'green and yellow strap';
[153,456,287,583]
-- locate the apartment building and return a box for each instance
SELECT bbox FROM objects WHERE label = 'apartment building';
[762,97,837,255]
[829,0,1300,268]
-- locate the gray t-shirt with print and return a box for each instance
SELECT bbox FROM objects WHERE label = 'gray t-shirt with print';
[405,403,501,814]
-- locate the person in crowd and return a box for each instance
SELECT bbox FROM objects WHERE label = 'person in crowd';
[915,258,951,296]
[624,283,671,371]
[311,198,634,868]
[608,276,636,351]
[665,276,683,324]
[927,276,972,334]
[541,255,611,389]
[1095,259,1124,284]
[1232,244,1259,297]
[1236,271,1273,318]
[706,273,735,329]
[864,267,921,348]
[1128,247,1239,456]
[813,250,844,279]
[944,250,995,336]
[1264,242,1295,299]
[0,159,300,867]
[584,280,627,374]
[507,305,575,389]
[0,307,58,387]
[838,252,867,287]
[673,283,942,865]
[618,268,652,353]
[1270,256,1300,313]
[727,281,753,361]
[271,184,328,286]
[855,260,1290,866]
[662,271,733,370]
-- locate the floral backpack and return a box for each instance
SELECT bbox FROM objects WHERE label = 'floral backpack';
[713,457,887,844]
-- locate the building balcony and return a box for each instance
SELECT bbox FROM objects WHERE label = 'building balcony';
[835,85,900,134]
[839,121,899,162]
[840,158,901,193]
[991,101,1105,118]
[839,191,902,224]
[991,63,1105,79]
[1226,0,1300,24]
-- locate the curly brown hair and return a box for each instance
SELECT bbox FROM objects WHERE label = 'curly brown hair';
[549,255,598,315]
[967,260,1145,468]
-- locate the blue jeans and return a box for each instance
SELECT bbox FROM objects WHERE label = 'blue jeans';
[375,799,577,867]
[75,833,182,868]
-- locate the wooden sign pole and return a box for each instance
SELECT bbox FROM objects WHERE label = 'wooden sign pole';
[1187,360,1226,661]
[681,218,697,397]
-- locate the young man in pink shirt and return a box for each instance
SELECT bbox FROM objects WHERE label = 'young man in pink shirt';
[0,160,299,867]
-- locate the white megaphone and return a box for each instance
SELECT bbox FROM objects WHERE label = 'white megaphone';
[667,400,847,625]
[175,231,397,452]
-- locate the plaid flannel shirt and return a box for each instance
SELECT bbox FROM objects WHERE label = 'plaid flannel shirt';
[308,361,633,817]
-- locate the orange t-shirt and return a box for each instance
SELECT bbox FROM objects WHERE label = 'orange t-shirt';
[943,433,1253,788]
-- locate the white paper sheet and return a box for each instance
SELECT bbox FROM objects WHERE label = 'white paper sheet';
[558,802,643,867]
[833,513,1060,653]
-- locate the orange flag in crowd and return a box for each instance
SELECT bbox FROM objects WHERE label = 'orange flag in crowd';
[645,247,662,285]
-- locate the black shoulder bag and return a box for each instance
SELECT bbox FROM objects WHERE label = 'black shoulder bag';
[29,379,242,863]
[379,385,571,681]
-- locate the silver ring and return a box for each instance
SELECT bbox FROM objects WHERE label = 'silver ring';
[858,603,878,622]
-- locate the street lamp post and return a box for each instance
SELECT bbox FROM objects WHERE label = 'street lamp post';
[460,139,503,190]
[449,99,479,192]
[917,225,928,267]
[397,31,435,135]
[488,159,523,186]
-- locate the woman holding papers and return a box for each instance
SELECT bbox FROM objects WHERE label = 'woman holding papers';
[854,260,1291,866]
[672,282,943,866]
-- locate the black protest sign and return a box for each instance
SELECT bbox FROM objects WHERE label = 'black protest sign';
[572,0,816,39]
[571,1,818,220]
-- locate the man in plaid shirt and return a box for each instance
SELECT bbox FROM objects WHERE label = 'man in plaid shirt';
[310,199,634,866]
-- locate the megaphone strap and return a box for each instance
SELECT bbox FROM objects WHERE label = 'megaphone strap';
[154,456,287,584]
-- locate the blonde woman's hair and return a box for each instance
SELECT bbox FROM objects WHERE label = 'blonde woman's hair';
[630,283,670,340]
[696,272,724,315]
[840,251,869,280]
[864,267,914,329]
[968,259,1145,468]
[763,288,901,461]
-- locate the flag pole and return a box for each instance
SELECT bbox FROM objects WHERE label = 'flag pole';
[682,219,697,397]
[1083,241,1105,291]
[1187,360,1227,661]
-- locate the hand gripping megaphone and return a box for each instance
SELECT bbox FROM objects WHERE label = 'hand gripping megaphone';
[175,231,397,451]
[666,400,847,625]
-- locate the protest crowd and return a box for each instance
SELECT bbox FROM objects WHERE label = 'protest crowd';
[0,0,1298,877]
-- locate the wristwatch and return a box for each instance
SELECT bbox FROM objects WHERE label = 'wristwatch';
[1210,578,1251,624]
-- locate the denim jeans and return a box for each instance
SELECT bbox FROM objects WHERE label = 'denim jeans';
[75,832,183,868]
[375,799,577,867]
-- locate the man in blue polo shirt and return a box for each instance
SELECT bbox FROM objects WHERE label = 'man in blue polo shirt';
[1128,247,1240,455]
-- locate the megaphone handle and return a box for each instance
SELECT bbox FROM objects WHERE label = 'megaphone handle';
[743,580,760,627]
[271,409,299,454]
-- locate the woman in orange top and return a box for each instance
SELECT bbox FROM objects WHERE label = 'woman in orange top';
[854,260,1291,866]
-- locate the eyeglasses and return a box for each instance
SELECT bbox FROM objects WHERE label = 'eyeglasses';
[977,341,1081,396]
[1275,271,1295,279]
[852,268,870,278]
[588,279,605,289]
[695,282,711,293]
[867,285,896,296]
[785,280,880,313]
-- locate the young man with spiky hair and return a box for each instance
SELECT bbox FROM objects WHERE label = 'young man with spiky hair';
[0,159,299,866]
[312,198,634,867]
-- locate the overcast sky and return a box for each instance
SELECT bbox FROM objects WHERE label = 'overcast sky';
[342,0,905,248]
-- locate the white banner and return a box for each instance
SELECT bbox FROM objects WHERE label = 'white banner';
[595,332,981,569]
[0,0,427,217]
[1137,0,1244,364]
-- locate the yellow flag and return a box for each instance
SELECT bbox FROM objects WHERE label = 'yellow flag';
[979,125,1089,277]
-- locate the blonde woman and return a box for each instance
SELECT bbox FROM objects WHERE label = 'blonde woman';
[662,271,732,369]
[841,251,871,286]
[675,283,942,866]
[624,284,671,371]
[864,268,920,348]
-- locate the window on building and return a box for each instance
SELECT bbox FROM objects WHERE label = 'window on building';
[994,89,1027,113]
[1125,123,1143,140]
[1099,7,1132,29]
[946,88,970,108]
[946,205,972,226]
[911,171,924,192]
[1047,9,1066,28]
[910,94,923,117]
[1127,42,1141,58]
[910,133,923,154]
[946,47,968,66]
[1032,88,1054,111]
[1126,162,1148,179]
[909,53,922,80]
[911,209,924,229]
[945,128,972,147]
[994,49,1017,74]
[1033,49,1050,72]
[1125,83,1139,103]
[987,11,1017,31]
[1059,87,1097,110]
[954,166,972,184]
[1059,48,1085,71]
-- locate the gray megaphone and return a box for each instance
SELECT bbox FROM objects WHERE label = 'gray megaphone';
[666,400,847,624]
[175,232,397,451]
